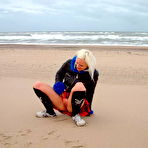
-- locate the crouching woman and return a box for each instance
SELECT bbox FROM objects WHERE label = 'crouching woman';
[33,49,99,126]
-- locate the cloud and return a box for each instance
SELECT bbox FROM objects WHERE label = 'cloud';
[1,0,148,17]
[0,0,58,14]
[0,0,148,31]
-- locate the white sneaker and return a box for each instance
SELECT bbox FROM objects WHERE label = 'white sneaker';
[36,110,56,118]
[72,114,86,126]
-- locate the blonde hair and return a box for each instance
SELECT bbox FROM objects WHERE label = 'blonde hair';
[76,49,96,80]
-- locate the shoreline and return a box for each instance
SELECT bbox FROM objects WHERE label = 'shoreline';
[0,44,148,52]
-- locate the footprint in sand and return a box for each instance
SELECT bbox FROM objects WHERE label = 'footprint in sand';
[41,129,85,148]
[72,146,85,148]
[0,133,12,141]
[0,133,13,147]
[64,139,85,148]
[42,129,60,141]
[18,129,32,136]
[47,130,56,135]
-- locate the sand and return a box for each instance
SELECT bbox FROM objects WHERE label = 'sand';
[0,44,148,148]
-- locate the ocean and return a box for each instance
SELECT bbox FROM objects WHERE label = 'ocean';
[0,31,148,46]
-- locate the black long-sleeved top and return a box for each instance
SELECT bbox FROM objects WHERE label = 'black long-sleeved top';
[55,58,99,109]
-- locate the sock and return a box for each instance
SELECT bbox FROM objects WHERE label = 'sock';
[71,91,85,116]
[33,88,56,115]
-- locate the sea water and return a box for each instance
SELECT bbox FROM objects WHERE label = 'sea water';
[0,31,148,46]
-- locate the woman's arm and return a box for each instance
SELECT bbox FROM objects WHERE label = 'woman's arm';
[55,59,71,82]
[85,70,99,109]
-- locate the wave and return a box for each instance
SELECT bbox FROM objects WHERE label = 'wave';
[0,31,148,46]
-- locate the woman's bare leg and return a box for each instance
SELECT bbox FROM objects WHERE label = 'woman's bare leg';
[33,81,67,111]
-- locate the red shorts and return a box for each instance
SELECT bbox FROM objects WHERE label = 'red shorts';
[54,91,91,117]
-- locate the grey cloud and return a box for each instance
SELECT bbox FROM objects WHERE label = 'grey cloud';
[0,0,148,31]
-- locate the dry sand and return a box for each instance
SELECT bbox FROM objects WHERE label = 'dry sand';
[0,44,148,148]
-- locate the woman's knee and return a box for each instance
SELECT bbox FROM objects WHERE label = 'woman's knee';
[33,81,44,89]
[72,82,86,92]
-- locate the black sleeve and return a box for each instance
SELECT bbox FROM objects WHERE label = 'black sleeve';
[85,70,99,110]
[55,59,71,82]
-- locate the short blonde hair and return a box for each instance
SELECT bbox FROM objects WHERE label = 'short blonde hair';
[76,49,96,80]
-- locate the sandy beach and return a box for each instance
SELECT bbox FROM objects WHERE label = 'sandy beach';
[0,44,148,148]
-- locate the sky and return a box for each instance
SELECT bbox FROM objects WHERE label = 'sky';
[0,0,148,32]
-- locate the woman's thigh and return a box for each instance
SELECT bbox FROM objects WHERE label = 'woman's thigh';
[33,81,66,111]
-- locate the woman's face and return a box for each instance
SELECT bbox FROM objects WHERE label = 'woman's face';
[75,58,88,71]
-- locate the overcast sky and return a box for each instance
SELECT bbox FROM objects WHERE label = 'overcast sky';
[0,0,148,32]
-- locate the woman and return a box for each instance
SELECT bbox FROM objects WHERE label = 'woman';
[33,49,99,126]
